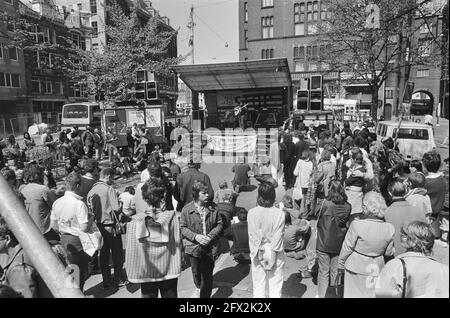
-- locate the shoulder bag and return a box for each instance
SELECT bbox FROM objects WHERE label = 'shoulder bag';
[399,258,408,298]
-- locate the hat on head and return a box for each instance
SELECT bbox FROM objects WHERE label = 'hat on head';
[255,175,278,188]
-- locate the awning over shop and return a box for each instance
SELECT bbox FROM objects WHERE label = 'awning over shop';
[171,58,292,92]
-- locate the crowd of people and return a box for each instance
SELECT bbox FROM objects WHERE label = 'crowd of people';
[0,118,449,299]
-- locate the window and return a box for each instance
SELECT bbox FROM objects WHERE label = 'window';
[42,27,50,43]
[31,78,40,93]
[8,47,17,60]
[0,44,3,59]
[0,73,4,86]
[244,30,248,49]
[321,3,327,20]
[262,0,273,8]
[77,3,82,11]
[295,24,305,36]
[393,128,429,140]
[43,81,52,94]
[49,29,56,44]
[417,69,430,77]
[313,1,319,20]
[294,46,298,57]
[312,45,318,58]
[385,89,394,99]
[90,0,97,14]
[308,24,317,34]
[92,43,99,51]
[306,46,312,59]
[295,62,305,72]
[11,74,20,87]
[244,2,248,22]
[307,2,313,21]
[53,81,63,95]
[261,16,274,38]
[298,46,305,59]
[92,21,98,36]
[309,63,317,71]
[261,48,273,59]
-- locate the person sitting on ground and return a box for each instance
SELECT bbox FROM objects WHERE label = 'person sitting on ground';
[214,180,238,204]
[132,148,148,172]
[119,186,136,217]
[230,207,250,264]
[276,194,300,220]
[283,211,311,260]
[232,157,251,193]
[375,221,449,298]
[405,172,433,223]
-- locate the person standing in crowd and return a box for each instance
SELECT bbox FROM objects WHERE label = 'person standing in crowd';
[50,172,94,292]
[105,128,118,162]
[384,181,427,261]
[282,133,296,190]
[375,221,449,298]
[232,157,251,193]
[22,132,35,152]
[293,150,313,210]
[316,180,352,298]
[214,180,237,204]
[180,180,223,298]
[317,149,336,198]
[378,137,404,203]
[216,192,238,240]
[78,159,99,203]
[81,126,95,159]
[338,191,395,298]
[422,151,447,240]
[87,168,128,289]
[248,181,285,298]
[405,173,433,222]
[125,178,182,298]
[20,164,59,241]
[174,161,214,212]
[93,128,104,161]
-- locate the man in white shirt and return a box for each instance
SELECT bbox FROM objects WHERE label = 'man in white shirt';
[50,172,93,291]
[248,181,285,298]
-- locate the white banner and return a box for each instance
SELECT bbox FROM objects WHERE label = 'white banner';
[205,134,257,153]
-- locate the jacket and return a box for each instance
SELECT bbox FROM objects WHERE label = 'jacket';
[20,183,56,234]
[385,199,426,256]
[174,168,214,206]
[87,181,120,225]
[405,188,432,219]
[316,200,352,254]
[82,130,94,147]
[180,201,223,257]
[375,252,449,298]
[125,211,182,283]
[338,218,395,275]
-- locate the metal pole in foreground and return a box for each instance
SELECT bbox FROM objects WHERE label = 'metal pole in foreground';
[0,175,84,298]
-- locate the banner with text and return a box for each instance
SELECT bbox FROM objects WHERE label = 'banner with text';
[205,134,257,153]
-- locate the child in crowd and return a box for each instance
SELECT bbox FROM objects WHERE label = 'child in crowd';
[119,186,136,217]
[293,150,314,210]
[230,207,250,264]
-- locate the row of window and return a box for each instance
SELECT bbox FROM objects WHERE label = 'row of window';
[31,78,63,95]
[0,72,20,88]
[293,44,328,60]
[0,44,18,60]
[261,48,274,59]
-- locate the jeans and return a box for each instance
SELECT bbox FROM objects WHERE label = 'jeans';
[189,255,215,298]
[98,224,124,285]
[317,250,339,298]
[140,278,178,298]
[60,233,90,291]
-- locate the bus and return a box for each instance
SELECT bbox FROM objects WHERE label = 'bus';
[61,102,102,130]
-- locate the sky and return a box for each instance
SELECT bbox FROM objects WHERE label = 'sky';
[150,0,239,65]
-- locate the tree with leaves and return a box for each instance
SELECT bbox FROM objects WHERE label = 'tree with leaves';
[314,0,445,117]
[69,1,181,102]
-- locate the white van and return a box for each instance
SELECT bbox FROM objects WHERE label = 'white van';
[376,120,436,161]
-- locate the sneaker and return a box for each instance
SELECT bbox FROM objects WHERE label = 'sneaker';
[115,280,130,288]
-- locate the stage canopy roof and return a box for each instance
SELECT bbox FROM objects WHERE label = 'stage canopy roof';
[171,58,292,92]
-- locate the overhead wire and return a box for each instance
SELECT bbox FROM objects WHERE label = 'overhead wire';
[193,11,229,46]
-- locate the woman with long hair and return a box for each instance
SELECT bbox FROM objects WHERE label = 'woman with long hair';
[316,180,352,297]
[125,177,182,298]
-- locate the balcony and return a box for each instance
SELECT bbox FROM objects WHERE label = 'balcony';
[30,2,65,24]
